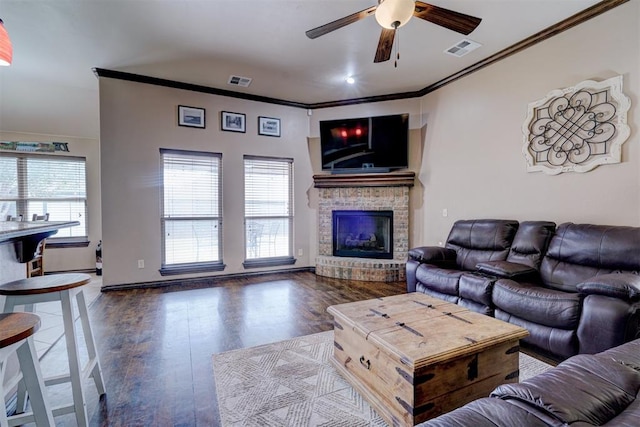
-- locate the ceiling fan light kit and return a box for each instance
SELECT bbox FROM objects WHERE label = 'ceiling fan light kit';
[375,0,415,29]
[0,18,13,66]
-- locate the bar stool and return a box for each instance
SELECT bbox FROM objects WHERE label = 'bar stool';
[0,312,54,427]
[0,273,105,426]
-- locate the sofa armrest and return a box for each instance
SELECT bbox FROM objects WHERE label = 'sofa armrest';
[408,246,456,265]
[476,260,537,278]
[576,273,640,301]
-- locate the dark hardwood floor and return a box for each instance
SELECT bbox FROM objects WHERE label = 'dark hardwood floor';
[37,271,405,426]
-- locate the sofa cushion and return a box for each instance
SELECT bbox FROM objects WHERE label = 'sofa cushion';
[415,265,463,296]
[495,309,577,360]
[491,355,640,426]
[541,223,640,292]
[600,339,640,367]
[577,273,640,302]
[445,219,518,270]
[416,397,554,427]
[506,221,556,269]
[600,398,640,427]
[459,273,495,306]
[476,260,536,278]
[458,298,493,316]
[415,284,458,304]
[408,246,457,264]
[493,279,582,329]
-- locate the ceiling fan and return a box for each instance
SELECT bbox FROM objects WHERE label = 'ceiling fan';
[305,0,482,64]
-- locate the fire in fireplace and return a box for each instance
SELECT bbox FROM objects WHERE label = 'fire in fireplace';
[332,210,393,259]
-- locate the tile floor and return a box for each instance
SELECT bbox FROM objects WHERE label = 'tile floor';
[26,273,103,359]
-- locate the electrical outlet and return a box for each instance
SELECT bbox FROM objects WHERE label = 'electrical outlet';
[137,259,144,269]
[442,208,448,217]
[297,249,303,256]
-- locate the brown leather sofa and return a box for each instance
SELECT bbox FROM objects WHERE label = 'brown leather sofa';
[418,338,640,426]
[407,219,640,361]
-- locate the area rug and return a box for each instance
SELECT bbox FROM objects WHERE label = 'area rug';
[212,331,553,426]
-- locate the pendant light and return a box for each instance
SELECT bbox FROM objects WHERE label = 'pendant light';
[0,19,13,66]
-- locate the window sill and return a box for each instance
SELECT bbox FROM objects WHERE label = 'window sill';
[46,239,90,249]
[159,262,226,276]
[243,256,297,269]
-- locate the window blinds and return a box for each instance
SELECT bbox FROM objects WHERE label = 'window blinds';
[161,149,222,266]
[244,156,293,260]
[244,156,293,218]
[0,153,87,238]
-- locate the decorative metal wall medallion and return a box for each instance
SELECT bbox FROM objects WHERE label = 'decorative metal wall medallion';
[522,76,631,175]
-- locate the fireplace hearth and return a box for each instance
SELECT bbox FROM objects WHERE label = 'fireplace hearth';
[332,210,393,259]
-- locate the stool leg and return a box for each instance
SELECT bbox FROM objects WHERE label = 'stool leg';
[2,296,28,414]
[76,290,106,396]
[0,349,9,427]
[61,290,89,427]
[16,338,54,427]
[15,376,28,414]
[16,297,30,414]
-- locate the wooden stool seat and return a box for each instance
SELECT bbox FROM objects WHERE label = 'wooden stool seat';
[0,273,105,427]
[0,312,41,347]
[0,273,91,296]
[0,313,54,427]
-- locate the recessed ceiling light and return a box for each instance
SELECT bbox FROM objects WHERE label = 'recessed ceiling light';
[345,76,355,84]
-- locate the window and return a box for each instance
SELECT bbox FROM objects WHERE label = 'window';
[244,155,294,268]
[0,153,88,242]
[160,149,223,275]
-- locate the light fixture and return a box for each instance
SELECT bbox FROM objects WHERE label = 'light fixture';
[375,0,415,30]
[345,76,355,84]
[0,19,13,66]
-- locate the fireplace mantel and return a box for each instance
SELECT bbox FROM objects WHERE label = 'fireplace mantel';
[313,171,415,188]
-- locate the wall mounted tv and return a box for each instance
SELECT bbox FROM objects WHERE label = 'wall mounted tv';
[320,113,409,173]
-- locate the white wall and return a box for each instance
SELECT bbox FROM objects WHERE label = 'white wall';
[0,74,99,139]
[99,78,314,287]
[307,3,639,250]
[414,1,639,245]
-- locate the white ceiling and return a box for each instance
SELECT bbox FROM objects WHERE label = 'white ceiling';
[1,0,605,107]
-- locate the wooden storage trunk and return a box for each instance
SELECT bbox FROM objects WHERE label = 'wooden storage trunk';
[328,293,529,426]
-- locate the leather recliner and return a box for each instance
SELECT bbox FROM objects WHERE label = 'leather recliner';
[407,219,554,316]
[491,223,640,360]
[406,219,519,314]
[418,339,640,427]
[408,220,640,361]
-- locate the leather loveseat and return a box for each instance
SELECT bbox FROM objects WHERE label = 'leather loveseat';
[418,338,640,426]
[407,219,640,361]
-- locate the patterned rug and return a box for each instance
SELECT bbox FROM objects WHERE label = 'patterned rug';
[212,331,553,426]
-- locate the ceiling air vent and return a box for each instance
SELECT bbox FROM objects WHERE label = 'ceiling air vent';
[444,39,481,57]
[227,75,252,87]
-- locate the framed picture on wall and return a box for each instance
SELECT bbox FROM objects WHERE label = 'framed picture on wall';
[221,111,246,133]
[178,105,206,128]
[258,116,281,137]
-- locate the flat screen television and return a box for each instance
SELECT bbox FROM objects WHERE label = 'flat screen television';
[320,113,409,173]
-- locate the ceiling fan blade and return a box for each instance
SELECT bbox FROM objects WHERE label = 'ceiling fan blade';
[414,1,481,35]
[374,28,395,63]
[306,5,377,39]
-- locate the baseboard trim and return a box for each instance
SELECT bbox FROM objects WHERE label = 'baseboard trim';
[101,266,316,292]
[45,268,96,275]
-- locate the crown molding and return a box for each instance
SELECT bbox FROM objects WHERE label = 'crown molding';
[94,0,627,110]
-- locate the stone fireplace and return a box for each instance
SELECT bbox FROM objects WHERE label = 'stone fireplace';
[314,172,415,282]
